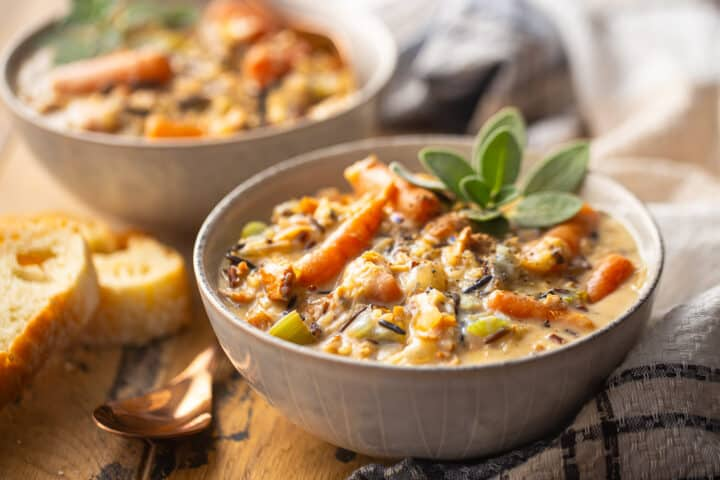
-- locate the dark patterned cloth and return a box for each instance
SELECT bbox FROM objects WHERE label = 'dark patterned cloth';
[349,285,720,479]
[378,0,576,134]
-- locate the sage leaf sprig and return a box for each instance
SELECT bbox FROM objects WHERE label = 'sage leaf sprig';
[397,107,590,234]
[41,0,198,65]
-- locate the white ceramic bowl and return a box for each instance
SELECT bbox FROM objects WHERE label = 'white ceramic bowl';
[0,1,396,232]
[194,136,664,459]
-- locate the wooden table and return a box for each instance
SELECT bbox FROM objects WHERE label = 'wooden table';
[0,135,383,478]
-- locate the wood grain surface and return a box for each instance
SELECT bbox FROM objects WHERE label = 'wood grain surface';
[0,137,382,479]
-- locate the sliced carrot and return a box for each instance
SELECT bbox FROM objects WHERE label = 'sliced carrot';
[487,290,594,329]
[52,50,173,95]
[294,187,393,286]
[545,204,600,255]
[344,156,440,223]
[586,254,635,303]
[144,115,204,138]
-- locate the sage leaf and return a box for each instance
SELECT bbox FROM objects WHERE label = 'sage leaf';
[471,216,510,236]
[472,107,526,172]
[511,192,583,228]
[419,148,475,199]
[462,208,502,222]
[523,141,589,195]
[494,185,520,206]
[477,127,522,195]
[459,175,491,207]
[389,162,446,192]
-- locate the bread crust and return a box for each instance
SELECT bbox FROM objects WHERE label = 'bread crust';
[0,227,99,406]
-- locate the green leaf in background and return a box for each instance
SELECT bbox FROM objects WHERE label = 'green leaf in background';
[389,162,446,192]
[476,127,522,196]
[510,191,583,228]
[44,0,199,65]
[494,185,520,206]
[52,25,122,64]
[523,141,590,195]
[64,0,115,26]
[419,148,475,199]
[471,107,526,172]
[119,2,198,30]
[459,175,491,207]
[462,208,502,222]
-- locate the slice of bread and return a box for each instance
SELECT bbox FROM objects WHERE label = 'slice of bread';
[0,224,99,405]
[81,234,191,345]
[1,213,191,345]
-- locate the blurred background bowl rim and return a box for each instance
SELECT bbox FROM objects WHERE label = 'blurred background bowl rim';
[0,1,397,150]
[194,134,665,374]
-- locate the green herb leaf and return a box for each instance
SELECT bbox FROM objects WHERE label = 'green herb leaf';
[510,191,583,228]
[459,175,491,207]
[462,208,502,222]
[470,215,510,236]
[476,127,522,196]
[494,185,520,206]
[523,141,589,195]
[389,162,446,192]
[419,148,475,199]
[472,107,526,172]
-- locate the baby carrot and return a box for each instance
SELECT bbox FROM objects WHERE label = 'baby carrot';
[52,50,173,95]
[586,254,635,302]
[344,156,440,223]
[294,186,394,286]
[487,290,594,330]
[520,204,600,274]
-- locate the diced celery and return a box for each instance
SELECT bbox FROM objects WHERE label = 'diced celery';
[466,316,509,338]
[346,311,374,339]
[241,221,268,238]
[268,311,316,345]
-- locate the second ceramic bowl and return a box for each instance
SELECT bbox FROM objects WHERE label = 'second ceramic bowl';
[0,0,396,232]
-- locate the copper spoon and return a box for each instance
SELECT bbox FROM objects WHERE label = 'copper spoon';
[93,345,219,439]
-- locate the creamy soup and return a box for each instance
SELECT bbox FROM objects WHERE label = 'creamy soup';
[218,157,644,366]
[17,0,354,139]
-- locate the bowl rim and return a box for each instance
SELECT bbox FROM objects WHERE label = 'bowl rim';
[0,1,397,150]
[194,134,665,373]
